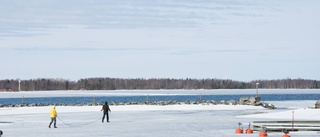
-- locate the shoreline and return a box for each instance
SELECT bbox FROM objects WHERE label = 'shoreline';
[1,89,320,98]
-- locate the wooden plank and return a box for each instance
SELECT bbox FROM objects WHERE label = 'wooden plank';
[266,126,320,129]
[254,123,320,127]
[255,121,320,123]
[252,121,320,132]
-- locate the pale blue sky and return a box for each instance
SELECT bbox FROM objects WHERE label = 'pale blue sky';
[1,0,319,81]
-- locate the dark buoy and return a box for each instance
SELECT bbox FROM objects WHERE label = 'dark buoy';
[282,129,290,137]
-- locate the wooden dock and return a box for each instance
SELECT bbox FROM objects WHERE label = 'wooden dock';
[253,121,320,132]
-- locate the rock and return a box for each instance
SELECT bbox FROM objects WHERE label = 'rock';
[249,97,258,103]
[227,100,236,105]
[239,97,249,102]
[315,100,320,109]
[220,100,226,104]
[239,96,261,105]
[259,102,275,109]
[266,103,275,109]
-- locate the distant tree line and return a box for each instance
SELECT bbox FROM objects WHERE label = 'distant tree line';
[0,78,320,91]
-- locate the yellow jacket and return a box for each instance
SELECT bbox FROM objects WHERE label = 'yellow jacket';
[50,106,57,118]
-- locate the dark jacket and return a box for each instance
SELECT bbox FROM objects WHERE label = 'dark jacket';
[102,102,111,113]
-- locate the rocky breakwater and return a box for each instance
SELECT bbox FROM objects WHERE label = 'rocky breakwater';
[0,96,275,109]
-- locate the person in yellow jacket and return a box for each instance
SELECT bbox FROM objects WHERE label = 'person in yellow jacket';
[48,106,57,128]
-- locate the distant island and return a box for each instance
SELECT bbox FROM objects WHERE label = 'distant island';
[0,78,319,91]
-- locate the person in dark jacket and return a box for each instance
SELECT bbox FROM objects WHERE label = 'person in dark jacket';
[101,101,111,123]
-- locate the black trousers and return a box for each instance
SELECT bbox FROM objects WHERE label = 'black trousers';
[49,117,56,127]
[102,112,109,122]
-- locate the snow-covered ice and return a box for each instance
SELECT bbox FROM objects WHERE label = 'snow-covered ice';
[1,90,320,137]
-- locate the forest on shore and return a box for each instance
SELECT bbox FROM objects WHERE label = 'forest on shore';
[1,78,320,91]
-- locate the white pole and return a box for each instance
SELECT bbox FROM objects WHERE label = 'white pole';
[18,80,21,91]
[256,83,259,97]
[292,111,294,131]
